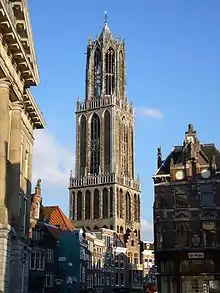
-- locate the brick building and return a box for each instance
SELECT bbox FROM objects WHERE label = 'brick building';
[153,124,220,293]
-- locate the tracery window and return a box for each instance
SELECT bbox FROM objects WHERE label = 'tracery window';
[80,115,87,177]
[126,192,131,221]
[103,188,108,218]
[94,48,102,98]
[120,117,128,175]
[72,192,75,220]
[94,189,100,219]
[105,48,115,95]
[85,190,91,220]
[77,191,83,221]
[110,188,113,217]
[90,113,100,175]
[104,110,111,172]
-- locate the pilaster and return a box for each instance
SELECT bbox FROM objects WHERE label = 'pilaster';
[0,224,11,293]
[0,77,11,224]
[8,101,23,228]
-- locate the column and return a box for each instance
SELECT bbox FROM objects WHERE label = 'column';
[8,101,23,227]
[0,77,11,224]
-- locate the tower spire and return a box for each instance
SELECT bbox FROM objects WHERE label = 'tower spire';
[104,11,108,27]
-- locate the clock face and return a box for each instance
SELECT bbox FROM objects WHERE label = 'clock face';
[175,170,185,180]
[201,169,210,179]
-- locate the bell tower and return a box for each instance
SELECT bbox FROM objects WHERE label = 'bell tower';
[69,14,141,239]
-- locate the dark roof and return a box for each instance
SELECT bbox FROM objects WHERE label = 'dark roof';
[155,143,220,176]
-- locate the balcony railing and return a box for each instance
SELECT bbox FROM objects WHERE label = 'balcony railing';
[69,173,140,190]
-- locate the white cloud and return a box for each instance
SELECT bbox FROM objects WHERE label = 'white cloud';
[32,130,75,188]
[141,218,153,241]
[136,107,163,119]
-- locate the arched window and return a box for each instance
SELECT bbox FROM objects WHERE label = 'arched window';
[105,48,115,95]
[120,189,123,218]
[117,188,120,217]
[120,117,128,176]
[35,201,40,219]
[90,113,100,175]
[134,194,137,222]
[72,192,75,220]
[103,188,108,218]
[110,187,113,217]
[126,192,131,221]
[94,48,102,98]
[77,191,83,221]
[104,110,111,172]
[85,190,91,220]
[119,51,124,98]
[80,115,87,177]
[94,189,100,219]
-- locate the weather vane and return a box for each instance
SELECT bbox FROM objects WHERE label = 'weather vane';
[104,11,108,25]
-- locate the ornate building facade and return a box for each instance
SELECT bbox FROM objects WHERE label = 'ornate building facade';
[69,16,141,239]
[0,1,45,292]
[153,124,220,293]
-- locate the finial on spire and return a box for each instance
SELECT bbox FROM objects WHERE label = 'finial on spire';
[104,11,108,26]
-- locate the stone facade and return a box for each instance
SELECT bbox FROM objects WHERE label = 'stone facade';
[0,1,45,292]
[69,17,141,240]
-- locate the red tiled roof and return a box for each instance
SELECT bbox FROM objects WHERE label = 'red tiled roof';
[42,206,75,232]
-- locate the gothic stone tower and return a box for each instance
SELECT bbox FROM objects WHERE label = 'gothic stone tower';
[69,17,141,238]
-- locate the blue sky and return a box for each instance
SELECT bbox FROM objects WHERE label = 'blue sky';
[30,0,220,240]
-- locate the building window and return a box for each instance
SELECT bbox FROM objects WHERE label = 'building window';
[30,252,45,270]
[120,273,124,286]
[200,184,214,207]
[120,255,124,268]
[47,249,54,262]
[134,253,138,264]
[128,252,132,263]
[30,253,36,270]
[45,272,54,287]
[35,201,40,219]
[36,252,45,271]
[116,273,119,286]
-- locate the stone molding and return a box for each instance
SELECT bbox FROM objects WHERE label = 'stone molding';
[0,77,12,90]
